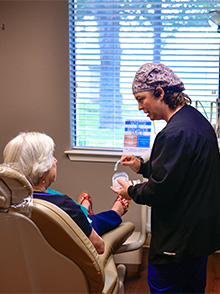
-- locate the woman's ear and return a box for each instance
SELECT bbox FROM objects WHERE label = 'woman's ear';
[154,87,164,99]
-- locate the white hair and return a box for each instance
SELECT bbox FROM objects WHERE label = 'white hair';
[3,132,55,185]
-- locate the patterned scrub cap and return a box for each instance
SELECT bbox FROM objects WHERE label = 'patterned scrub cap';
[132,63,185,94]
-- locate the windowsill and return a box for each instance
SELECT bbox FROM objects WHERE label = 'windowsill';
[65,148,123,163]
[66,136,220,163]
[65,148,151,163]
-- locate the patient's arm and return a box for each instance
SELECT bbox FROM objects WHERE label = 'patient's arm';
[89,228,105,254]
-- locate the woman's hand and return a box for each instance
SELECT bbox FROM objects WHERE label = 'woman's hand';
[111,178,132,201]
[120,155,141,173]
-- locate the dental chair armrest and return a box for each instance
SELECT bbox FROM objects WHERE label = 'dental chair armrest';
[100,221,135,266]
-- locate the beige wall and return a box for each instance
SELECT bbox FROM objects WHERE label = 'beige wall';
[0,0,144,229]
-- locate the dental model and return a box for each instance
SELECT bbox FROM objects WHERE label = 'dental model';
[112,172,129,189]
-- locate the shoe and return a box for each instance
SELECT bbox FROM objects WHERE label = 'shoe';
[78,191,94,215]
[114,195,131,216]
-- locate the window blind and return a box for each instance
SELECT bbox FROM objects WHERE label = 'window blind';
[69,0,220,149]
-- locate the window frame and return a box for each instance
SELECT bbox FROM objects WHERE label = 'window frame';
[66,0,220,162]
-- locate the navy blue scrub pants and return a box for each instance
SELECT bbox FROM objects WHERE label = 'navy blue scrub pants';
[89,210,122,236]
[148,256,208,293]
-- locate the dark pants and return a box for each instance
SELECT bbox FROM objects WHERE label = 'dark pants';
[89,210,122,236]
[148,256,208,293]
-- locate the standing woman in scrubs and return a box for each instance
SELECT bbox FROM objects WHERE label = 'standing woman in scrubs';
[111,63,220,293]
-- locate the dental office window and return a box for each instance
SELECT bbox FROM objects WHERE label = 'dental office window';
[69,0,220,150]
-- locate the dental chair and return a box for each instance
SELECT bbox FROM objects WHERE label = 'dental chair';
[0,165,135,293]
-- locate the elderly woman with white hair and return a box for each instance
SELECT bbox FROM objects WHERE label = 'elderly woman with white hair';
[3,132,130,254]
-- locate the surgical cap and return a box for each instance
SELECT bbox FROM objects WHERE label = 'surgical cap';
[132,63,185,94]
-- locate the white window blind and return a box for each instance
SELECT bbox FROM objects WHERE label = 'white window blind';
[69,0,220,149]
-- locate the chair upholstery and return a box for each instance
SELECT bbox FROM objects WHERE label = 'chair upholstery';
[0,210,89,293]
[0,165,135,293]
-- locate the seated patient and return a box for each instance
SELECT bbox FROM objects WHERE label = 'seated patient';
[3,132,130,254]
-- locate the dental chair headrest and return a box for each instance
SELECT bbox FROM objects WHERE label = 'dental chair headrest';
[0,165,33,216]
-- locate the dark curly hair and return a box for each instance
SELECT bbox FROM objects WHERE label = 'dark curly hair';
[162,86,192,110]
